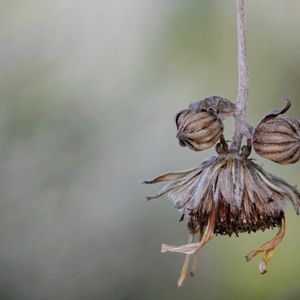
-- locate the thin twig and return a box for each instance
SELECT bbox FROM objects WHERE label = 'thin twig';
[231,0,251,152]
[236,0,248,109]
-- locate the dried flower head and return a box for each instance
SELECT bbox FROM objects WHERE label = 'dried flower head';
[144,97,300,286]
[144,138,300,285]
[253,100,300,164]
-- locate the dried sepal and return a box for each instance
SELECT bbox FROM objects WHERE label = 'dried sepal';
[262,98,291,120]
[253,99,300,164]
[188,96,235,119]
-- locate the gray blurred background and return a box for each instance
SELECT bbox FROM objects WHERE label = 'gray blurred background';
[0,0,299,299]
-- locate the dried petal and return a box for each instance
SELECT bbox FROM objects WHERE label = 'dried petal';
[161,210,216,286]
[245,216,285,274]
[177,234,194,287]
[143,168,198,184]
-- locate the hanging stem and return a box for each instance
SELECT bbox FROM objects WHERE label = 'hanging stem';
[231,0,251,152]
[236,0,248,107]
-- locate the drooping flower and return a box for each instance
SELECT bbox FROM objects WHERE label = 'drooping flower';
[144,98,300,286]
[144,137,300,286]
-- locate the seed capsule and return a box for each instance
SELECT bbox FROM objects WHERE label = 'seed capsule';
[253,99,300,164]
[176,109,223,151]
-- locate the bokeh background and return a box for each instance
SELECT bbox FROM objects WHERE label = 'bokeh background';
[0,0,299,299]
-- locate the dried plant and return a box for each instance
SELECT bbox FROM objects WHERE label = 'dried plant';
[144,0,300,287]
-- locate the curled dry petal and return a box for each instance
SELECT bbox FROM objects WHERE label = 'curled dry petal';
[162,210,216,286]
[263,98,291,119]
[161,209,216,255]
[245,216,286,274]
[143,168,198,184]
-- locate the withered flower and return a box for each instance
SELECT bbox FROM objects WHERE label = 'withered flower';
[253,100,300,164]
[144,138,300,286]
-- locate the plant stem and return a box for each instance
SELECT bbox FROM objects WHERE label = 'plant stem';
[231,0,251,152]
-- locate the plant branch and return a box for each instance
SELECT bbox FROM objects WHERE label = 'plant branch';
[231,0,251,152]
[236,0,248,108]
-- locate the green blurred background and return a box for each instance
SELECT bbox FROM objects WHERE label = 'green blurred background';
[0,0,299,299]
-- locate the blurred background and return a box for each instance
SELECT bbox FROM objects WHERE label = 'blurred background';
[0,0,299,299]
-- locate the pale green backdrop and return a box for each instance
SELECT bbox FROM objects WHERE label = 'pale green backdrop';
[0,1,299,299]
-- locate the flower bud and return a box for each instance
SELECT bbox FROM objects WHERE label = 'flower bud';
[253,100,300,164]
[176,109,223,151]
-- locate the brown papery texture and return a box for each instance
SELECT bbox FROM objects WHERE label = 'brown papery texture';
[176,108,223,151]
[145,153,300,236]
[253,100,300,164]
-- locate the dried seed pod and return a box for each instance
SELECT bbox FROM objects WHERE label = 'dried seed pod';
[253,99,300,164]
[176,109,223,151]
